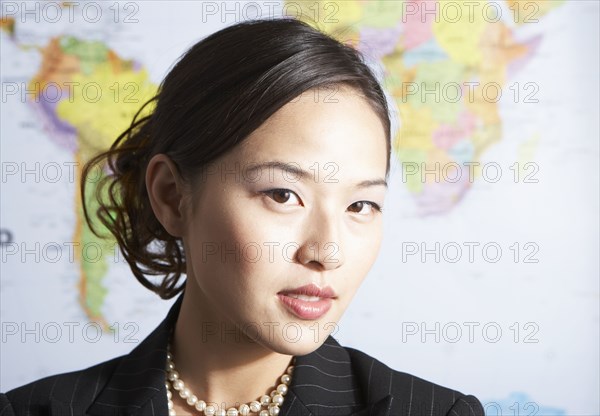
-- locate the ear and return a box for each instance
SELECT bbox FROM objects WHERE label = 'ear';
[146,153,189,237]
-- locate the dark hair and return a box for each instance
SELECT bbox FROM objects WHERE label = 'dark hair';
[81,17,391,299]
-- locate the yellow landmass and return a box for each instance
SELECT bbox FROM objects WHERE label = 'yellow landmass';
[408,60,467,123]
[287,0,361,45]
[382,49,411,97]
[432,2,487,67]
[397,147,427,194]
[363,0,405,28]
[480,21,531,86]
[0,16,15,37]
[395,104,436,151]
[56,62,156,157]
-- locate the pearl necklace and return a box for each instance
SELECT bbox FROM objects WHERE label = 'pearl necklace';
[165,342,295,416]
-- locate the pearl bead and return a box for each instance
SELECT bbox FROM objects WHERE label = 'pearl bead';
[164,341,292,416]
[272,394,284,406]
[249,401,261,412]
[179,387,190,398]
[195,400,206,411]
[172,379,184,390]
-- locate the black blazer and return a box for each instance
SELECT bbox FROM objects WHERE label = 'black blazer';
[1,292,484,416]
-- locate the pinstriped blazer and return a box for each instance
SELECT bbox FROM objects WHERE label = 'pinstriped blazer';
[0,292,484,416]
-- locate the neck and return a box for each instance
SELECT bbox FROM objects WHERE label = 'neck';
[170,282,295,410]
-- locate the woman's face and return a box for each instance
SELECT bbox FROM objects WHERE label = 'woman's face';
[183,86,388,355]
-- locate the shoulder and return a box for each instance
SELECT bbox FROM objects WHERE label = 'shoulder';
[342,344,485,416]
[1,294,181,416]
[0,355,122,415]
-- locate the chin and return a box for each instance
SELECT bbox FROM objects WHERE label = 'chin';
[266,336,329,356]
[248,322,337,356]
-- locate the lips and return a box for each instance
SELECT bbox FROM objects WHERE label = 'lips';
[278,283,337,299]
[277,283,336,320]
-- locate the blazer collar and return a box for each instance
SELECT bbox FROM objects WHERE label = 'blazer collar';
[85,291,182,416]
[83,290,392,416]
[278,334,393,416]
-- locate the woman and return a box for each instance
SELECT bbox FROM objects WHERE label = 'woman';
[1,18,484,416]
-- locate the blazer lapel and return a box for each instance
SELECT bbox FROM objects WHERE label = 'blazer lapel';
[84,293,183,416]
[278,336,393,416]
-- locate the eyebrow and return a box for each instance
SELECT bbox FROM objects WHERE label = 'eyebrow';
[244,160,388,189]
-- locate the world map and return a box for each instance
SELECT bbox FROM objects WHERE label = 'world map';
[2,1,597,414]
[1,0,565,326]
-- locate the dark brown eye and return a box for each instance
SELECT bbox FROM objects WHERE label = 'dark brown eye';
[272,189,290,203]
[348,201,361,213]
[262,189,302,206]
[349,201,382,215]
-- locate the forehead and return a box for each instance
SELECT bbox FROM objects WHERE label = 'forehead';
[235,86,387,173]
[259,86,378,132]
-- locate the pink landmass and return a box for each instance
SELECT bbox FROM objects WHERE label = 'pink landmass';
[403,0,435,49]
[432,111,477,150]
[415,172,472,216]
[359,22,403,60]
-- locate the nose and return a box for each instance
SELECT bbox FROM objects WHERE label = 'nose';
[295,208,344,270]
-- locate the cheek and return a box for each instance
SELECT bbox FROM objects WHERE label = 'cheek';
[189,202,285,291]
